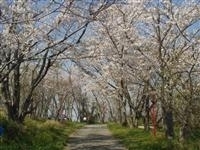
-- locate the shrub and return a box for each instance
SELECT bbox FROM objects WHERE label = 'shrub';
[0,118,83,150]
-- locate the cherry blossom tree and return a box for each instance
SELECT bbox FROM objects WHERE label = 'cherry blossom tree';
[139,0,200,139]
[0,0,115,123]
[75,0,200,140]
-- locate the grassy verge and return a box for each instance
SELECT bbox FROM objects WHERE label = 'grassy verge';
[108,123,200,150]
[0,118,83,150]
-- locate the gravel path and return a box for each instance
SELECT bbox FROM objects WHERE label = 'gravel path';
[65,124,127,150]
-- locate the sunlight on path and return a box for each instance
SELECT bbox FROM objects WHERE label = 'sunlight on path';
[65,124,127,150]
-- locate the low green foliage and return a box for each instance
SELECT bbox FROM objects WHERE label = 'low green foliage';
[0,117,83,150]
[108,123,200,150]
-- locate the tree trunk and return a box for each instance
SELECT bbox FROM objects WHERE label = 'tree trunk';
[117,96,123,124]
[129,106,134,128]
[164,109,174,139]
[3,50,22,123]
[179,123,191,141]
[144,96,150,131]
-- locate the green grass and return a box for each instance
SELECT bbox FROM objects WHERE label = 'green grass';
[108,123,200,150]
[0,117,83,150]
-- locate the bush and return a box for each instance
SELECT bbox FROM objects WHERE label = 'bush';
[0,118,83,150]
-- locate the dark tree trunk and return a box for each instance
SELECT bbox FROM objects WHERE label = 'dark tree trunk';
[3,49,22,123]
[12,52,21,122]
[179,123,191,141]
[164,110,174,139]
[117,96,123,124]
[144,96,150,131]
[129,106,134,128]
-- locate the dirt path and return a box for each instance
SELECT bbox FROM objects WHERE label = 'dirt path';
[65,124,127,150]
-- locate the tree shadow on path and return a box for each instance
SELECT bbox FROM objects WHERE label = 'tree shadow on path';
[68,134,126,150]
